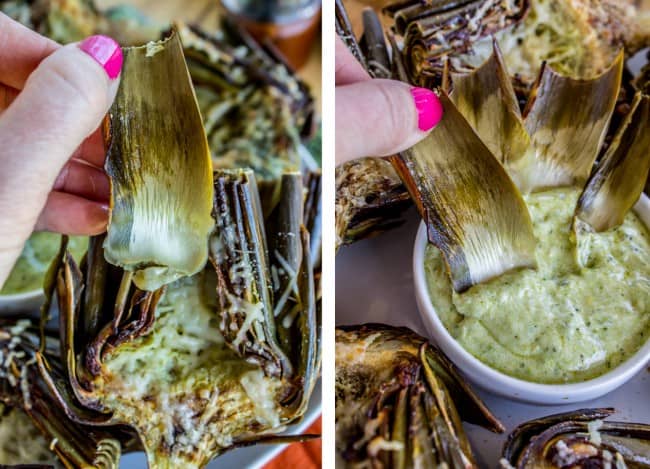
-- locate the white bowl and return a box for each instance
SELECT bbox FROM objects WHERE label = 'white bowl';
[413,194,650,405]
[0,290,44,314]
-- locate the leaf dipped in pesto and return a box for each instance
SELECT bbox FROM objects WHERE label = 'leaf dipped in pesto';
[575,92,650,232]
[104,30,214,292]
[392,92,537,293]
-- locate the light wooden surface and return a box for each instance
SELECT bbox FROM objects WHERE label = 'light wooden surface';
[96,0,322,111]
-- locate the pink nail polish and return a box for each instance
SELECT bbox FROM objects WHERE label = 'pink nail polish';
[79,35,123,80]
[411,87,443,131]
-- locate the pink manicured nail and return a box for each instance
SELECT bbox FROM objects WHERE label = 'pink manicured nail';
[79,35,123,80]
[411,87,443,131]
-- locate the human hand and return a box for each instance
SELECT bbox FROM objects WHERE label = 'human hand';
[0,14,123,287]
[335,36,443,165]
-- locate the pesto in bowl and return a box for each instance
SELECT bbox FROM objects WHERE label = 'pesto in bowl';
[424,188,650,384]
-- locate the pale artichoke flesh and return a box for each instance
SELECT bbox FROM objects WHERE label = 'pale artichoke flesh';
[104,31,214,292]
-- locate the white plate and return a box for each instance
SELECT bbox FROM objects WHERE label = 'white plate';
[336,209,650,466]
[121,379,321,468]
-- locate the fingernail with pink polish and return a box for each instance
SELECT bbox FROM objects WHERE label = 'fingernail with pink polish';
[411,87,443,131]
[79,35,123,80]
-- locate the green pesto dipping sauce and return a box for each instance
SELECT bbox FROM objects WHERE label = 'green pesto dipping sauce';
[424,188,650,384]
[1,233,87,295]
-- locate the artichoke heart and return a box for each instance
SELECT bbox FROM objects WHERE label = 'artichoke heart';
[104,30,214,291]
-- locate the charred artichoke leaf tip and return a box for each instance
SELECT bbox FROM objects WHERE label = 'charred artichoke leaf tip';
[103,29,215,292]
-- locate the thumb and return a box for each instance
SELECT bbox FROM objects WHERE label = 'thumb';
[0,36,121,181]
[335,79,443,164]
[0,35,121,277]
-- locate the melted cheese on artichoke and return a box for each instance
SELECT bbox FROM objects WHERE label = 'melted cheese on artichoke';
[97,271,284,468]
[452,0,623,82]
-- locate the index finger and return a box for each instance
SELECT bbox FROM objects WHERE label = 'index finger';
[0,13,59,90]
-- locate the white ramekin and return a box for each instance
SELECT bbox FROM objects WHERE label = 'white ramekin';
[413,194,650,405]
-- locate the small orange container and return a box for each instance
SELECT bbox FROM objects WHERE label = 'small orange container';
[220,0,321,70]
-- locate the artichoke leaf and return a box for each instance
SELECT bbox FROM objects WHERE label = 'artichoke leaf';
[575,92,650,232]
[392,92,537,292]
[210,169,292,378]
[449,40,532,169]
[359,7,391,79]
[518,51,624,192]
[502,408,615,464]
[304,170,322,271]
[0,317,123,469]
[104,30,214,291]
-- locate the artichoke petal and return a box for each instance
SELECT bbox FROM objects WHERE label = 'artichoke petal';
[0,317,124,469]
[210,169,292,378]
[392,92,537,292]
[449,40,531,168]
[104,30,214,291]
[575,92,650,231]
[266,174,318,416]
[519,51,624,192]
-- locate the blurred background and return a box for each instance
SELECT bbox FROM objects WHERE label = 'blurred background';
[95,0,321,112]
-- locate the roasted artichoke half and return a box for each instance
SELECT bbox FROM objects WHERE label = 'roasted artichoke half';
[37,169,318,468]
[336,324,504,468]
[501,408,650,468]
[389,0,650,92]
